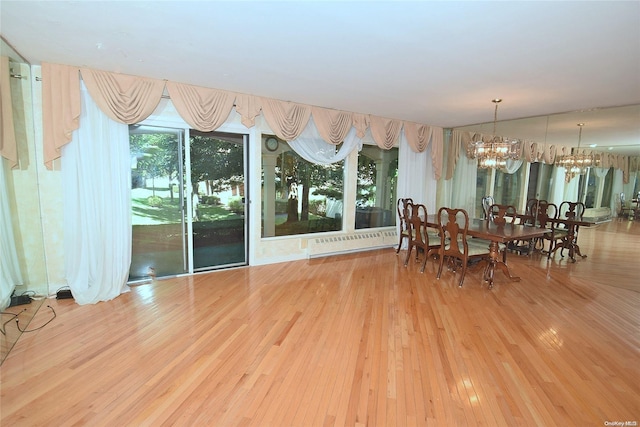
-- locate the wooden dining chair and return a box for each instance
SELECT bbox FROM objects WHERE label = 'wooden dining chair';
[552,200,587,258]
[481,196,495,219]
[395,198,413,253]
[559,201,585,221]
[488,204,517,261]
[436,207,491,287]
[488,204,517,225]
[525,198,540,216]
[404,203,441,273]
[535,201,567,258]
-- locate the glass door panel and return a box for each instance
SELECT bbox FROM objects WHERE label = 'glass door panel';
[129,125,187,281]
[190,130,247,270]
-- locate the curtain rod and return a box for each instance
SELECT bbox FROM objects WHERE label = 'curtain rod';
[11,74,42,81]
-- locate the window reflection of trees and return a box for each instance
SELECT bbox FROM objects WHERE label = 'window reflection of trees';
[262,141,345,237]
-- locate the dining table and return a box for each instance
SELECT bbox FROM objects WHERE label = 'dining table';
[546,216,596,262]
[515,212,596,262]
[425,214,550,289]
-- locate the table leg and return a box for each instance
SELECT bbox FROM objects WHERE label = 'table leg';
[484,241,520,289]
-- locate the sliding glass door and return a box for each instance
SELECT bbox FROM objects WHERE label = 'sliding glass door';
[129,126,247,282]
[189,131,246,271]
[129,126,187,281]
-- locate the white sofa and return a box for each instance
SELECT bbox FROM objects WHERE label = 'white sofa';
[582,207,612,224]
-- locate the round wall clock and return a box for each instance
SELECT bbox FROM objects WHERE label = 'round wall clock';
[265,137,279,152]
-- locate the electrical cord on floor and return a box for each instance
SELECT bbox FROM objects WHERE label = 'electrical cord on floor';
[16,305,56,333]
[18,290,36,298]
[22,290,47,301]
[1,309,26,335]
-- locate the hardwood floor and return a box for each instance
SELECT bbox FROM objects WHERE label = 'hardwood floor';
[1,298,45,365]
[1,221,638,426]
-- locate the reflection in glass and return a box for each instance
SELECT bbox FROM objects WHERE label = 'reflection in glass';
[129,125,187,281]
[190,131,246,270]
[494,163,525,208]
[261,138,344,237]
[356,145,398,229]
[1,38,47,363]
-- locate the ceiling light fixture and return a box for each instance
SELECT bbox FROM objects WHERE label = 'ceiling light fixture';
[467,99,520,169]
[555,123,599,182]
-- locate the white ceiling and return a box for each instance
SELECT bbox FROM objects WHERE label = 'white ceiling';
[2,1,639,154]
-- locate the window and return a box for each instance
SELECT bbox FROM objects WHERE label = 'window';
[261,137,344,237]
[526,162,556,205]
[493,163,525,208]
[582,172,596,208]
[355,145,398,229]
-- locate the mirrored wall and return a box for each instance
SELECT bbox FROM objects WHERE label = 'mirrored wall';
[456,104,640,156]
[1,37,47,363]
[455,104,640,216]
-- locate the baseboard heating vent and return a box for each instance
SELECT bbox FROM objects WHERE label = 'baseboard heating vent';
[308,229,398,258]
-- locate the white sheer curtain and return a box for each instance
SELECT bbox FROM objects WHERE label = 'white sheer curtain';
[591,167,609,181]
[0,157,23,309]
[287,116,362,164]
[61,83,131,305]
[395,129,437,248]
[501,158,523,174]
[550,167,568,205]
[451,156,478,216]
[590,167,609,208]
[398,130,436,212]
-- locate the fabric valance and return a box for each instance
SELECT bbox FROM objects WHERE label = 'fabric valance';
[165,82,236,132]
[40,62,444,176]
[369,115,403,150]
[42,63,81,169]
[81,68,165,124]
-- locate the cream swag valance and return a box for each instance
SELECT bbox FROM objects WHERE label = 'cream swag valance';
[40,62,444,178]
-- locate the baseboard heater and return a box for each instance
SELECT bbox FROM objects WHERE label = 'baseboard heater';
[307,230,397,259]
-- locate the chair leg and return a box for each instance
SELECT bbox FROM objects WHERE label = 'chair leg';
[403,243,413,266]
[396,234,403,253]
[436,255,445,279]
[419,251,428,273]
[458,261,467,287]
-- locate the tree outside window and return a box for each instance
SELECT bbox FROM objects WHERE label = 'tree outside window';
[261,138,344,237]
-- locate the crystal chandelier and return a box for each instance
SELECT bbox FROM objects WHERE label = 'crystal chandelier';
[555,123,599,182]
[468,99,520,169]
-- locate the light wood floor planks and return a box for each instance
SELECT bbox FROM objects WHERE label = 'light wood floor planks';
[1,220,638,426]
